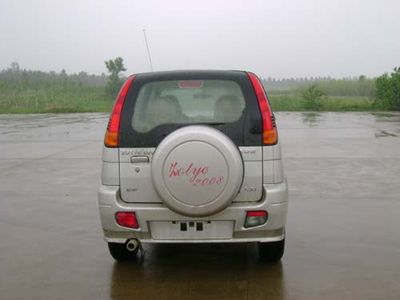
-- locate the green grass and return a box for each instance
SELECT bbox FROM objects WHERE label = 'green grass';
[269,94,376,111]
[0,85,113,113]
[0,86,383,114]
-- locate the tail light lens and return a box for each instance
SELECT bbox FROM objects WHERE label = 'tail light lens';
[104,75,135,147]
[247,72,278,145]
[115,212,139,229]
[244,210,268,228]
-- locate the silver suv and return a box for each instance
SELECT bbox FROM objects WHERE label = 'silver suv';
[98,70,288,262]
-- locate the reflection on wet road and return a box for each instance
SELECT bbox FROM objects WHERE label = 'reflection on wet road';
[111,244,284,299]
[0,112,400,299]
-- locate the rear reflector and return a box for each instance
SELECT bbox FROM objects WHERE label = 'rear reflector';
[104,75,135,147]
[247,72,278,145]
[244,210,268,228]
[115,212,139,229]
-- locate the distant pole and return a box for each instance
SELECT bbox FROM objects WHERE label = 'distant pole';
[143,29,153,72]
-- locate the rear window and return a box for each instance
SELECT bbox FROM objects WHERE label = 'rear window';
[131,80,246,133]
[119,71,263,147]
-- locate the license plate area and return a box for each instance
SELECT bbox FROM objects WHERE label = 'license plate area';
[150,220,234,240]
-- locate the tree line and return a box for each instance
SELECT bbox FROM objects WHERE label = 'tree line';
[0,58,127,99]
[1,59,399,110]
[0,62,107,90]
[262,75,375,97]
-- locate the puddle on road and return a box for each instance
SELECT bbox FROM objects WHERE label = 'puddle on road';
[110,243,285,299]
[301,112,322,127]
[375,129,398,138]
[372,112,400,123]
[371,112,400,138]
[0,113,109,141]
[1,112,400,141]
[276,112,380,129]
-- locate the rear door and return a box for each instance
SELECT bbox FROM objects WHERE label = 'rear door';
[118,71,264,203]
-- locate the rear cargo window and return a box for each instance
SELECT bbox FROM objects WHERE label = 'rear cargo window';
[132,80,245,133]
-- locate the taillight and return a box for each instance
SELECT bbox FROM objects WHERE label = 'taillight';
[104,75,135,147]
[244,210,268,228]
[115,212,139,229]
[247,72,278,145]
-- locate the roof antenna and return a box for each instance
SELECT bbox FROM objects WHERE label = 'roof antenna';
[143,28,154,72]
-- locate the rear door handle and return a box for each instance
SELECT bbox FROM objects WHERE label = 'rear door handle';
[130,156,150,164]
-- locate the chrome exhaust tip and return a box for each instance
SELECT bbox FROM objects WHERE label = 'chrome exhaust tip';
[126,239,140,252]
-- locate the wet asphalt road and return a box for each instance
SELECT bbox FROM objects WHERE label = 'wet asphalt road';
[0,112,400,300]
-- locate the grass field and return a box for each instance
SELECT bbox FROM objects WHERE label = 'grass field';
[2,66,395,113]
[0,85,113,113]
[0,85,380,113]
[268,94,375,111]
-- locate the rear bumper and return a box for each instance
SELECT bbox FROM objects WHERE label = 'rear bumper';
[98,180,288,244]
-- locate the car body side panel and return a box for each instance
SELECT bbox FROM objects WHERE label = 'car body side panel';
[262,141,285,184]
[101,147,119,186]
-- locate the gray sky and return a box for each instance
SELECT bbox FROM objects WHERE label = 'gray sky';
[1,0,399,78]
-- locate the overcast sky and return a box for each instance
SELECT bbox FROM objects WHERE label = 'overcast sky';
[0,0,399,78]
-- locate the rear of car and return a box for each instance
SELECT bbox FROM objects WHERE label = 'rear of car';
[98,70,288,262]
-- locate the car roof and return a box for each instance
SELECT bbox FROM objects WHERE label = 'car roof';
[133,69,248,80]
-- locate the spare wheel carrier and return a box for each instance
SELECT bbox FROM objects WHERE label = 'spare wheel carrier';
[151,125,244,217]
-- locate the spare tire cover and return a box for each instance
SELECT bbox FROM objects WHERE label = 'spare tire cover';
[151,125,244,217]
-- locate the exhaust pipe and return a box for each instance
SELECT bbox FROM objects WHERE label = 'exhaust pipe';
[126,239,140,252]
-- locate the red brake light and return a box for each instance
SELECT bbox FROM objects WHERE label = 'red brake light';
[115,212,139,229]
[247,72,278,145]
[178,80,203,89]
[104,75,135,147]
[247,211,268,217]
